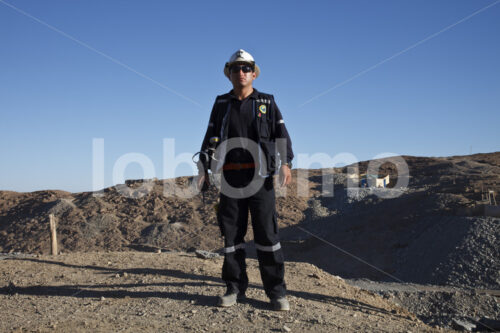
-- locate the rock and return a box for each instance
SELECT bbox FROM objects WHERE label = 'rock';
[477,317,500,331]
[451,319,475,331]
[260,313,271,319]
[195,250,221,259]
[283,325,291,332]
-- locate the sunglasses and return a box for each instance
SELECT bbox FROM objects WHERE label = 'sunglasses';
[230,64,254,73]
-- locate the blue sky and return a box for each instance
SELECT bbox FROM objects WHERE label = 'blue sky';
[1,0,499,193]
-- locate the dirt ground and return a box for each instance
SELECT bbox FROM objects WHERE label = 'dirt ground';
[347,279,500,330]
[0,251,442,333]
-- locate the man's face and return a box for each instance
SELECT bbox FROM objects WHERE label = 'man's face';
[229,62,256,89]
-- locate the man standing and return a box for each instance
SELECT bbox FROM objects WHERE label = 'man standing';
[197,49,294,311]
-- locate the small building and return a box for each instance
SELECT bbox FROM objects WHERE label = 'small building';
[376,175,390,188]
[359,174,390,188]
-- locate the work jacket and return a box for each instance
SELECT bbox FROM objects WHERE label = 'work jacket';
[199,89,293,176]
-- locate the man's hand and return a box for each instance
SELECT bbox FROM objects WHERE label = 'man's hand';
[197,172,210,191]
[279,165,292,187]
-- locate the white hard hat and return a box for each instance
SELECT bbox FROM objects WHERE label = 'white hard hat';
[224,49,260,78]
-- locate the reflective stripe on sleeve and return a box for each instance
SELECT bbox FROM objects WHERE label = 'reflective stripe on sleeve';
[277,119,284,124]
[223,242,246,253]
[255,242,281,252]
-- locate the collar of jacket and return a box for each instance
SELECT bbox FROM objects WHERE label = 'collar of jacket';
[228,88,260,101]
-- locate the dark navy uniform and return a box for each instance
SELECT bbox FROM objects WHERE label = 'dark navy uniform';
[199,88,293,299]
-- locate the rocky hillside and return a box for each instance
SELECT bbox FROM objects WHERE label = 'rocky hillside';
[0,152,499,290]
[281,153,500,290]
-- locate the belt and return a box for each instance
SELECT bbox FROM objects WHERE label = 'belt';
[223,163,256,171]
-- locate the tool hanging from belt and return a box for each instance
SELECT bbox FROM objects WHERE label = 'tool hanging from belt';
[192,136,220,205]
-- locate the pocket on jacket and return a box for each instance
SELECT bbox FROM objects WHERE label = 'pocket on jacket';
[259,119,271,139]
[260,140,277,173]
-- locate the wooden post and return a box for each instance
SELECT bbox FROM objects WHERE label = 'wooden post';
[489,190,498,206]
[49,214,58,255]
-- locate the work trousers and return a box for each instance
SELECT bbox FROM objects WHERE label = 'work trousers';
[217,169,286,299]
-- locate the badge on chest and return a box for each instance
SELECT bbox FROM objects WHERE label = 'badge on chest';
[258,104,267,118]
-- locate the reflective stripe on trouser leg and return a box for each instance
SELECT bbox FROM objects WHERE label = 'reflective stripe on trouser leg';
[255,242,281,252]
[223,242,246,253]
